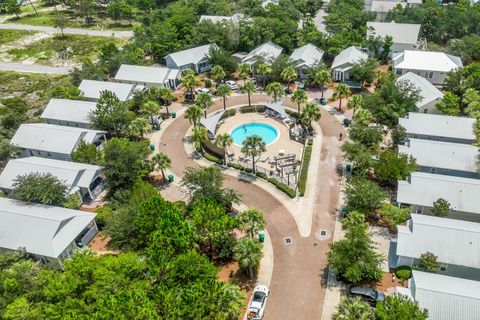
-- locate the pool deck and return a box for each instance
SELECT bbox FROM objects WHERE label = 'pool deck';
[216,113,303,171]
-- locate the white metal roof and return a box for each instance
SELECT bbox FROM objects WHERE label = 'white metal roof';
[370,0,406,13]
[78,80,134,102]
[0,157,101,192]
[367,21,420,45]
[393,50,463,72]
[397,172,480,214]
[242,41,283,65]
[0,197,96,259]
[164,44,214,67]
[289,43,324,68]
[331,46,367,69]
[399,139,479,173]
[397,72,443,108]
[11,123,105,155]
[399,112,475,142]
[114,64,181,85]
[199,14,245,24]
[410,271,480,320]
[40,99,96,125]
[397,214,480,269]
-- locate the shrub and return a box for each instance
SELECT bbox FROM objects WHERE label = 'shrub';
[307,139,313,146]
[240,105,266,113]
[298,145,312,196]
[395,266,412,280]
[205,79,212,88]
[94,205,113,229]
[221,109,236,119]
[245,168,253,173]
[202,151,223,165]
[418,252,440,272]
[255,172,268,179]
[228,162,245,171]
[201,138,224,159]
[267,177,296,198]
[380,204,410,231]
[285,109,300,119]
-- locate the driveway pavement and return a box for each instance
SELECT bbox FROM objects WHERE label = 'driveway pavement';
[0,23,133,38]
[0,61,72,74]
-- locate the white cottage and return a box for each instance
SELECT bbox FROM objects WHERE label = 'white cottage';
[331,46,368,82]
[164,44,215,74]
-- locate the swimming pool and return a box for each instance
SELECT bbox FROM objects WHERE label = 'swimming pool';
[230,122,279,146]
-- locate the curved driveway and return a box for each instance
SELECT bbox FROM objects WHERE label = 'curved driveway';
[159,93,345,319]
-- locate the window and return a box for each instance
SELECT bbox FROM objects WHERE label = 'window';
[416,207,423,214]
[440,264,447,272]
[430,167,436,174]
[423,108,428,113]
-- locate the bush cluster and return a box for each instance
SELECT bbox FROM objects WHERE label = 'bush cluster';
[298,145,312,196]
[202,150,223,165]
[227,162,245,171]
[240,105,266,113]
[267,177,296,198]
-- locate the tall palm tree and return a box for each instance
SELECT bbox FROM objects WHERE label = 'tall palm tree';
[309,67,331,98]
[216,84,232,110]
[241,135,266,174]
[301,102,321,132]
[191,125,208,145]
[182,69,200,100]
[151,152,171,182]
[238,63,251,85]
[196,92,213,118]
[256,63,272,88]
[238,209,266,239]
[240,80,257,107]
[128,117,151,138]
[233,237,263,279]
[184,105,202,126]
[347,94,364,118]
[265,82,284,102]
[211,65,226,85]
[140,100,161,125]
[333,83,351,112]
[281,66,298,90]
[291,89,308,114]
[158,87,175,114]
[215,133,233,165]
[332,297,374,320]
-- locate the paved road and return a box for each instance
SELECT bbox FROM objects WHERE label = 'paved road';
[0,23,133,38]
[159,93,345,319]
[0,61,72,74]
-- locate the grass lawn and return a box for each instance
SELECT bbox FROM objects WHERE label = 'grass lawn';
[6,34,126,65]
[0,29,35,45]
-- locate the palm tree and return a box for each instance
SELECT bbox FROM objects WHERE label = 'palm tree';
[291,89,308,114]
[332,297,374,320]
[347,94,364,118]
[233,237,263,279]
[241,135,266,174]
[281,66,298,90]
[256,63,272,88]
[158,87,175,114]
[151,152,171,182]
[211,65,226,85]
[265,82,284,102]
[301,102,321,132]
[333,83,351,112]
[217,282,245,320]
[191,125,208,145]
[215,133,233,165]
[309,67,331,98]
[238,209,266,239]
[216,84,232,111]
[184,105,202,127]
[128,117,151,138]
[238,63,251,85]
[240,80,257,108]
[182,69,200,99]
[196,92,213,118]
[140,100,161,125]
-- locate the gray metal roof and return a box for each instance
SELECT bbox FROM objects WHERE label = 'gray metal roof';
[367,21,420,45]
[394,50,463,72]
[397,214,480,269]
[40,99,96,125]
[114,64,181,85]
[0,157,101,192]
[164,44,214,67]
[399,112,475,141]
[331,46,367,69]
[78,80,134,101]
[397,72,443,108]
[289,43,324,68]
[199,110,225,135]
[242,41,283,65]
[11,123,105,155]
[0,197,96,259]
[397,172,480,214]
[410,271,480,320]
[399,138,479,173]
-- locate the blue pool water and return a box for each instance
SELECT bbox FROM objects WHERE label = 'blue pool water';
[230,122,279,146]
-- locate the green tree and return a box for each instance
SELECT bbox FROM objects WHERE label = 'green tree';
[238,209,266,239]
[291,89,308,114]
[301,102,321,131]
[234,238,263,279]
[140,100,161,125]
[309,67,331,98]
[265,81,284,101]
[4,0,21,18]
[216,83,232,110]
[333,83,351,112]
[206,46,237,74]
[347,94,364,118]
[345,177,386,214]
[281,66,298,88]
[436,92,461,116]
[151,152,171,182]
[182,70,200,99]
[215,133,233,164]
[240,80,257,107]
[196,92,213,118]
[211,65,226,85]
[11,173,68,206]
[89,90,134,136]
[379,204,410,231]
[78,0,95,22]
[333,297,374,320]
[71,140,103,165]
[375,294,428,320]
[342,141,376,176]
[191,125,208,145]
[351,58,379,86]
[463,88,480,117]
[157,87,175,114]
[128,117,151,138]
[238,63,251,85]
[348,122,383,149]
[431,198,450,217]
[184,105,202,126]
[328,212,384,283]
[418,251,440,273]
[375,150,418,184]
[53,13,69,37]
[241,134,266,174]
[256,63,272,88]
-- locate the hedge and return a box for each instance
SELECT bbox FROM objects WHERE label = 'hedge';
[255,172,268,179]
[228,162,245,171]
[202,151,223,165]
[240,105,266,113]
[285,109,300,119]
[298,145,312,196]
[245,168,253,173]
[268,177,296,198]
[221,109,236,119]
[201,139,224,159]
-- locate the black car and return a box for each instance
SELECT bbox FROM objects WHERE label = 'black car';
[348,286,385,305]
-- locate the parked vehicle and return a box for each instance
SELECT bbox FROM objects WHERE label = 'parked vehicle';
[348,286,385,305]
[247,285,269,319]
[195,88,210,94]
[226,80,239,90]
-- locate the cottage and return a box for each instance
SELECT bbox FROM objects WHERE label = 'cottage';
[164,44,215,74]
[114,64,182,89]
[393,50,463,85]
[11,123,106,161]
[331,46,368,82]
[289,43,324,79]
[366,21,421,57]
[41,99,96,128]
[199,14,245,25]
[78,80,135,102]
[0,197,98,265]
[0,157,105,204]
[241,41,283,66]
[396,72,443,114]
